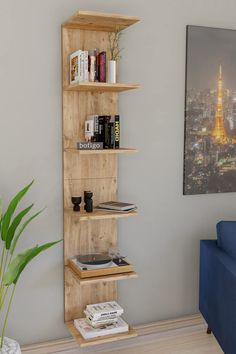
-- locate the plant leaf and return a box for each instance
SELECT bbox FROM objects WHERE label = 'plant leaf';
[5,204,34,250]
[10,208,44,255]
[3,240,61,286]
[0,197,2,234]
[1,181,34,241]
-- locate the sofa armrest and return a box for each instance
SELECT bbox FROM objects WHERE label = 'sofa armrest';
[199,240,236,353]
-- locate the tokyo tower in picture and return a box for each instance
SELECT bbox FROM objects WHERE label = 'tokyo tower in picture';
[211,65,228,143]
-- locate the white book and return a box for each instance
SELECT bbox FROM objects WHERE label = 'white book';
[84,51,89,82]
[70,50,82,84]
[85,315,118,328]
[74,317,128,339]
[86,301,123,321]
[79,51,84,82]
[84,309,119,322]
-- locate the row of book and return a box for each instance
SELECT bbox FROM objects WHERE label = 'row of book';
[84,114,120,149]
[70,49,106,84]
[74,301,128,339]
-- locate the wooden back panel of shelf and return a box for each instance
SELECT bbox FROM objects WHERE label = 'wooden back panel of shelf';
[62,26,119,321]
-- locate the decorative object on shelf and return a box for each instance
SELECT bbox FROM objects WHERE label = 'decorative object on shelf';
[108,30,122,84]
[0,181,61,351]
[184,25,236,195]
[84,191,93,213]
[77,142,103,150]
[71,196,82,212]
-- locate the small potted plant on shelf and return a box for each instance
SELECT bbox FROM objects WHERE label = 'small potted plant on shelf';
[0,181,61,354]
[108,29,123,84]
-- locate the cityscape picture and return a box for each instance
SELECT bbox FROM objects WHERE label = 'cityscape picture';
[184,25,236,195]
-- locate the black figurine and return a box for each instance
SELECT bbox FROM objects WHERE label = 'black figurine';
[71,196,82,212]
[84,191,93,212]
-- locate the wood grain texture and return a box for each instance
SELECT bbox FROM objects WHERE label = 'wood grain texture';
[64,82,140,92]
[65,267,117,321]
[62,10,140,32]
[67,264,137,285]
[65,148,138,155]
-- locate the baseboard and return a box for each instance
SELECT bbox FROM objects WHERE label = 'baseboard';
[22,314,206,354]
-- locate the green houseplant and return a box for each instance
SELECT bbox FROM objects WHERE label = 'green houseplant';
[0,181,61,353]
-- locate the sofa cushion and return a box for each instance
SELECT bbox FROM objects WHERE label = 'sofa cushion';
[217,221,236,260]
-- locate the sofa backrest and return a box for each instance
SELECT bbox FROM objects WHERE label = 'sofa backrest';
[217,221,236,260]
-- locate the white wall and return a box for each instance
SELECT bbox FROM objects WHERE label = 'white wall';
[1,0,236,346]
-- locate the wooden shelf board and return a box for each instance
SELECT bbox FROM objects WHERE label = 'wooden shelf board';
[66,321,138,347]
[62,11,140,31]
[65,148,138,155]
[63,82,140,93]
[65,208,138,221]
[67,265,138,285]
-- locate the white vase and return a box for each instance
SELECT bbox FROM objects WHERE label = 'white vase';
[108,60,117,83]
[0,337,21,354]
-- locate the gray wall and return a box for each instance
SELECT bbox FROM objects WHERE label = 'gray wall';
[1,0,236,346]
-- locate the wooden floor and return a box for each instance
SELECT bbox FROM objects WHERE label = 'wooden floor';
[22,315,223,354]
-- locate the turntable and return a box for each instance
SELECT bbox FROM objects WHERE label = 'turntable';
[68,252,134,278]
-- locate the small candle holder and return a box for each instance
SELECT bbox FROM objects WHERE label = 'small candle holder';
[71,196,82,212]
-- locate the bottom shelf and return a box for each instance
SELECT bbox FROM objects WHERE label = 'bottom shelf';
[66,320,138,347]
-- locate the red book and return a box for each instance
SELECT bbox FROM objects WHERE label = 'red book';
[99,51,106,82]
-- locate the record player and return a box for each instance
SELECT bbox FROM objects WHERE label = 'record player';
[68,252,134,278]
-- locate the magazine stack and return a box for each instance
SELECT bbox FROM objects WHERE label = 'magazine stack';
[74,301,129,339]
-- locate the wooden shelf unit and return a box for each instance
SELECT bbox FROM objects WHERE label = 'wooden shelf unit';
[67,265,138,285]
[64,82,140,92]
[66,321,137,348]
[65,147,138,155]
[65,208,138,221]
[62,10,140,347]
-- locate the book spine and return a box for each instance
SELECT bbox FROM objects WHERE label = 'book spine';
[89,51,96,82]
[114,115,120,149]
[79,51,84,82]
[99,51,106,82]
[84,51,89,82]
[104,116,111,149]
[95,48,100,82]
[98,116,105,143]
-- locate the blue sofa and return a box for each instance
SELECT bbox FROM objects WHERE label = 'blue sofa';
[199,221,236,354]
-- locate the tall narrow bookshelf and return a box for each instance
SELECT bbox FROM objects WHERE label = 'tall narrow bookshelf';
[62,10,140,347]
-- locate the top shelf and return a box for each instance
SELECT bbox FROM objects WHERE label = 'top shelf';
[62,10,140,31]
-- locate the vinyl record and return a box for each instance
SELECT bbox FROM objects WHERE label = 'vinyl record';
[77,253,112,265]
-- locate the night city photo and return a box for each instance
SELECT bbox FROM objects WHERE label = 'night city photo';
[184,25,236,195]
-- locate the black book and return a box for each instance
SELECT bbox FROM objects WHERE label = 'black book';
[98,116,105,143]
[113,115,120,149]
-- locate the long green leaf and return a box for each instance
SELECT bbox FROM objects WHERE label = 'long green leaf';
[0,197,2,234]
[1,181,34,241]
[3,240,61,286]
[0,197,2,220]
[10,208,44,255]
[5,204,34,250]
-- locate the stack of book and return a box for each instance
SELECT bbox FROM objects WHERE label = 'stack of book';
[83,114,120,149]
[74,301,129,339]
[70,49,106,84]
